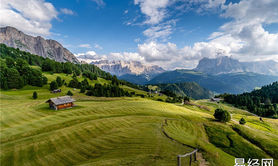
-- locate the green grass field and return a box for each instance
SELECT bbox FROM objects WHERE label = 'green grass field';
[0,74,277,166]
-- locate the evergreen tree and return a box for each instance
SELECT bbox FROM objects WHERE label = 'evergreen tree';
[6,68,23,89]
[5,57,15,68]
[80,86,86,93]
[0,72,8,90]
[239,118,246,125]
[56,76,63,87]
[42,59,55,71]
[214,109,231,122]
[42,76,48,85]
[33,91,38,99]
[68,77,80,88]
[50,81,58,91]
[63,62,72,74]
[67,90,73,96]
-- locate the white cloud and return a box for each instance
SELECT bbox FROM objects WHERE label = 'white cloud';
[143,23,172,41]
[137,42,177,62]
[134,0,170,25]
[78,44,91,48]
[94,44,103,50]
[134,41,231,69]
[134,38,141,43]
[132,0,278,69]
[75,51,107,63]
[91,0,105,7]
[133,0,177,40]
[209,0,278,61]
[0,0,58,36]
[60,8,74,15]
[109,52,144,62]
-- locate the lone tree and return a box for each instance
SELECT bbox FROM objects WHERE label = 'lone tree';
[213,108,231,122]
[56,76,63,87]
[32,91,38,99]
[50,81,58,91]
[239,117,246,125]
[67,90,73,96]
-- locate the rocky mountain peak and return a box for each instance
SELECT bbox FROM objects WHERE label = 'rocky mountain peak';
[90,60,165,76]
[0,26,79,63]
[195,56,278,76]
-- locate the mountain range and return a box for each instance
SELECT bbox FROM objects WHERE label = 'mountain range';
[0,26,79,63]
[75,52,165,77]
[91,60,165,76]
[195,56,278,76]
[1,26,277,95]
[148,70,278,94]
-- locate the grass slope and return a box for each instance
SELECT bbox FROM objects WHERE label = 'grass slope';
[1,73,277,166]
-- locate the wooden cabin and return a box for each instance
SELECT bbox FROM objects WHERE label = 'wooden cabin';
[46,96,75,110]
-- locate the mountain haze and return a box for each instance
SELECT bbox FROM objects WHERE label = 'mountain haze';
[0,26,79,63]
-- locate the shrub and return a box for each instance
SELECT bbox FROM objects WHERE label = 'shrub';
[67,90,73,96]
[80,86,86,93]
[157,98,163,102]
[32,91,38,99]
[239,118,246,125]
[213,108,231,122]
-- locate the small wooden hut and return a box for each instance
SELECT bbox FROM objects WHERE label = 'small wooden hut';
[46,96,75,110]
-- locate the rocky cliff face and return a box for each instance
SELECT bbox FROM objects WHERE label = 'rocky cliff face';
[90,60,165,76]
[0,26,79,63]
[195,56,244,74]
[195,56,278,76]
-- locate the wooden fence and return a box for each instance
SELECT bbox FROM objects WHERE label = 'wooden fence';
[177,149,198,166]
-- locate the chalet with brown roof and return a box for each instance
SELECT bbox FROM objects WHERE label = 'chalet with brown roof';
[46,96,75,110]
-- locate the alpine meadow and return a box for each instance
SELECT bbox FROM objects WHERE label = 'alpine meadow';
[1,0,278,166]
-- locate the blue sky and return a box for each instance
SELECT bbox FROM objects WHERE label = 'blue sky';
[1,0,278,69]
[48,0,228,54]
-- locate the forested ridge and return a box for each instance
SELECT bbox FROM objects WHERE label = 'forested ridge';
[0,44,135,97]
[222,82,278,117]
[153,82,213,99]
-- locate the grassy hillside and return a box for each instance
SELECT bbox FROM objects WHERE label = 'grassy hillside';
[153,82,213,99]
[1,72,278,166]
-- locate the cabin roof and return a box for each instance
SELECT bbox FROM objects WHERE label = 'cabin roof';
[46,96,75,105]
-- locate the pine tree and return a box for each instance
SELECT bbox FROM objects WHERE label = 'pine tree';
[214,109,231,122]
[239,117,246,125]
[50,81,58,91]
[67,90,73,96]
[56,76,63,87]
[32,91,38,99]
